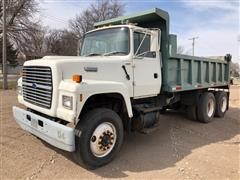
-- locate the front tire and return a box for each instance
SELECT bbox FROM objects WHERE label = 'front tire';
[74,108,124,169]
[197,92,216,123]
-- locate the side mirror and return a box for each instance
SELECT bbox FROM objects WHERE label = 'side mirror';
[169,34,177,57]
[146,51,156,58]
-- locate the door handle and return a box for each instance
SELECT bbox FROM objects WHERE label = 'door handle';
[125,62,131,65]
[154,73,158,79]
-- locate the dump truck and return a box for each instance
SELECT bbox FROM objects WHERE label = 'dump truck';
[13,8,231,168]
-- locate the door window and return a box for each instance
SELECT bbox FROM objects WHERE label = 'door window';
[134,32,153,57]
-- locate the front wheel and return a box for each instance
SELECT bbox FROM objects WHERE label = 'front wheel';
[74,108,124,169]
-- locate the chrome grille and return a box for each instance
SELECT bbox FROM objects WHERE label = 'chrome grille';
[22,66,53,109]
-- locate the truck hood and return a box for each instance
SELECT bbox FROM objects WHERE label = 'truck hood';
[24,55,129,64]
[22,55,133,120]
[24,56,132,83]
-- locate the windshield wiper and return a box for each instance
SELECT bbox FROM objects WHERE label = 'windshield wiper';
[85,51,127,57]
[103,51,127,56]
[84,53,102,57]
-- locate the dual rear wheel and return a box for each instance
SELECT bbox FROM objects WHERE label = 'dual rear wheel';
[215,91,228,118]
[187,91,228,123]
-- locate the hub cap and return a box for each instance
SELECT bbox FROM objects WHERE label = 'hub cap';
[207,98,215,117]
[221,96,227,112]
[90,122,117,157]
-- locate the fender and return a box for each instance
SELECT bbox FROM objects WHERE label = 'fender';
[58,80,133,124]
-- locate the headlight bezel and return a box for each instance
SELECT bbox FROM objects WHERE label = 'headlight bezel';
[62,95,73,110]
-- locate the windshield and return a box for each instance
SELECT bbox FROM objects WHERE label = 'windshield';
[80,27,130,56]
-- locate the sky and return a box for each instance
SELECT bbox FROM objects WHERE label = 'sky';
[39,0,239,62]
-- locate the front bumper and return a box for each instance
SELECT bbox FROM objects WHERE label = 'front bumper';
[12,106,75,152]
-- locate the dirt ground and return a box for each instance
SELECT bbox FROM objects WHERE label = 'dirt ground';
[1,86,239,179]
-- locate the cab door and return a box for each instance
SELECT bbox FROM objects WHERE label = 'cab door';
[133,31,161,98]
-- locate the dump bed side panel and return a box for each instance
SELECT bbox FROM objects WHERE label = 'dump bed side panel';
[163,55,230,92]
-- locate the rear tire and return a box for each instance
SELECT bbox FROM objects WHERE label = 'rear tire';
[197,92,216,123]
[187,105,198,121]
[214,91,228,117]
[74,108,124,169]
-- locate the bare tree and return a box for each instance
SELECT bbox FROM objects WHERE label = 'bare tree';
[45,29,78,56]
[0,38,18,64]
[0,0,43,55]
[230,62,240,77]
[69,0,124,39]
[177,46,185,54]
[0,0,124,58]
[20,25,47,58]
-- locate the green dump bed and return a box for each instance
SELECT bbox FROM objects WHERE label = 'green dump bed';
[165,53,229,92]
[95,8,230,93]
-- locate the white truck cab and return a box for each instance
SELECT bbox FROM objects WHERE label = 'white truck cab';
[13,24,162,168]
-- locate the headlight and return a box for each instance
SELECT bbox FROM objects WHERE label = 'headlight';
[62,95,73,110]
[17,86,22,95]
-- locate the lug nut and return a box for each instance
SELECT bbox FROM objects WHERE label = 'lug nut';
[91,136,96,142]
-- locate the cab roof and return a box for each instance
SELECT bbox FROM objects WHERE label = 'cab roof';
[94,8,169,35]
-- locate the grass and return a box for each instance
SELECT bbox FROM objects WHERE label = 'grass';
[232,78,240,85]
[0,80,17,89]
[234,79,240,85]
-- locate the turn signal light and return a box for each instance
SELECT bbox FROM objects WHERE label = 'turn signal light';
[72,74,82,83]
[80,94,83,102]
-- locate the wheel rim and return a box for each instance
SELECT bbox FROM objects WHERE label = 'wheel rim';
[90,122,117,158]
[207,98,215,117]
[221,96,227,112]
